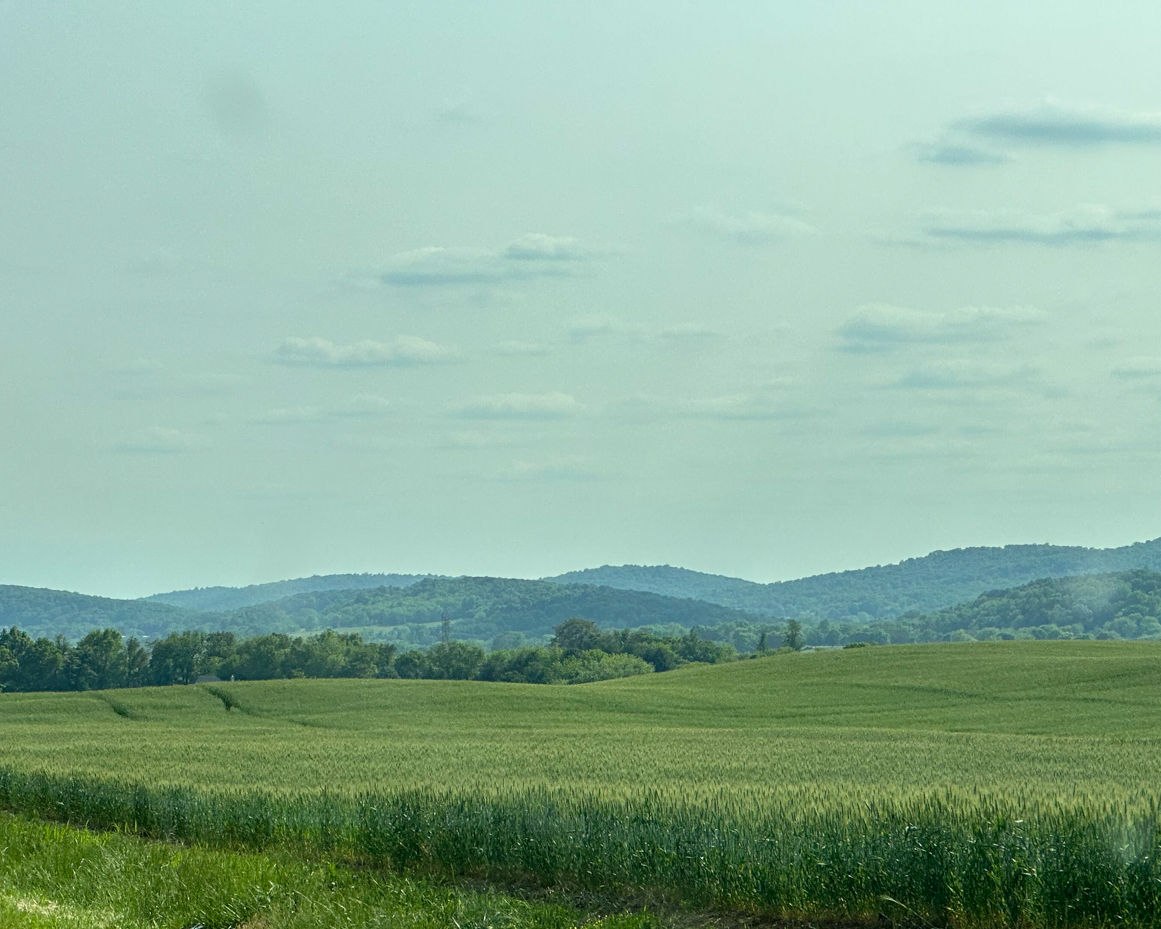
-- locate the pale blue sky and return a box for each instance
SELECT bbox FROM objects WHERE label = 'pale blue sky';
[3,1,1161,597]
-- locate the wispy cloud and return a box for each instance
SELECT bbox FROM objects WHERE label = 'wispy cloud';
[330,394,394,417]
[508,457,605,481]
[110,359,165,376]
[622,383,805,422]
[913,102,1161,166]
[453,392,584,420]
[568,316,640,343]
[380,234,598,286]
[251,395,396,425]
[837,304,1044,352]
[656,323,724,342]
[113,427,209,453]
[250,407,329,425]
[494,340,552,356]
[916,205,1161,246]
[567,316,723,345]
[1112,357,1161,379]
[957,103,1161,147]
[891,361,1039,391]
[911,141,1010,166]
[274,336,460,367]
[683,206,818,245]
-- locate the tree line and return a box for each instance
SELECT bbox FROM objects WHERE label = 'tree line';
[0,627,396,692]
[0,619,741,693]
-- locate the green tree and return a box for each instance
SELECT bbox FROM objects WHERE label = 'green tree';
[784,619,804,651]
[69,628,127,690]
[125,637,150,686]
[425,640,485,680]
[551,618,607,652]
[150,631,208,685]
[0,644,16,691]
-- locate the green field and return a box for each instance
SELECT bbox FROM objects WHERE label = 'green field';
[4,641,1161,926]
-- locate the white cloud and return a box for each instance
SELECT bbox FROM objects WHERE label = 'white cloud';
[453,392,584,420]
[274,336,460,367]
[917,205,1161,246]
[502,233,587,261]
[380,233,596,286]
[837,304,1044,352]
[685,206,818,245]
[114,427,209,453]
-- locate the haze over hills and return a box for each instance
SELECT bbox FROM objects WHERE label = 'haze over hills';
[145,573,433,612]
[142,537,1161,623]
[7,537,1161,644]
[549,538,1161,620]
[1,577,754,645]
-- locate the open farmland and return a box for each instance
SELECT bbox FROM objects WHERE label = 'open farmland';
[5,641,1161,926]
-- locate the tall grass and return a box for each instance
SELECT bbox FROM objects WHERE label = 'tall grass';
[3,765,1161,927]
[0,811,633,929]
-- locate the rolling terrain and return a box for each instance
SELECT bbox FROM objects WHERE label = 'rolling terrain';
[144,572,433,612]
[1,576,756,643]
[4,641,1161,925]
[551,537,1161,618]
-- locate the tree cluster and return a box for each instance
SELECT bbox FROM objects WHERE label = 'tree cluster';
[0,627,395,692]
[394,619,737,683]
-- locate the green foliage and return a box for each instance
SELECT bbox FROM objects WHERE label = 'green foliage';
[0,585,198,642]
[0,627,397,692]
[550,537,1161,619]
[221,576,757,641]
[7,642,1161,925]
[144,572,433,612]
[0,812,622,929]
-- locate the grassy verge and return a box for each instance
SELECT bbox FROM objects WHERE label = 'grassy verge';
[0,811,650,929]
[4,766,1161,927]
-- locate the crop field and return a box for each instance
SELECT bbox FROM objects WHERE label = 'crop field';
[4,641,1161,927]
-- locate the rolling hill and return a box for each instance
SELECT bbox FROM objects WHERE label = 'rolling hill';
[144,572,432,612]
[548,537,1161,619]
[210,576,758,643]
[2,577,757,644]
[0,584,202,642]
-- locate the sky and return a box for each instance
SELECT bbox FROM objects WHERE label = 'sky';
[3,1,1161,598]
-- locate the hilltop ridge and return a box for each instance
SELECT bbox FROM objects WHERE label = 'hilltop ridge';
[548,538,1161,619]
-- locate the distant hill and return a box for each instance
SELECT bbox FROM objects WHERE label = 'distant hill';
[0,585,203,641]
[214,577,757,644]
[145,573,432,612]
[547,538,1161,620]
[913,569,1161,640]
[4,577,756,645]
